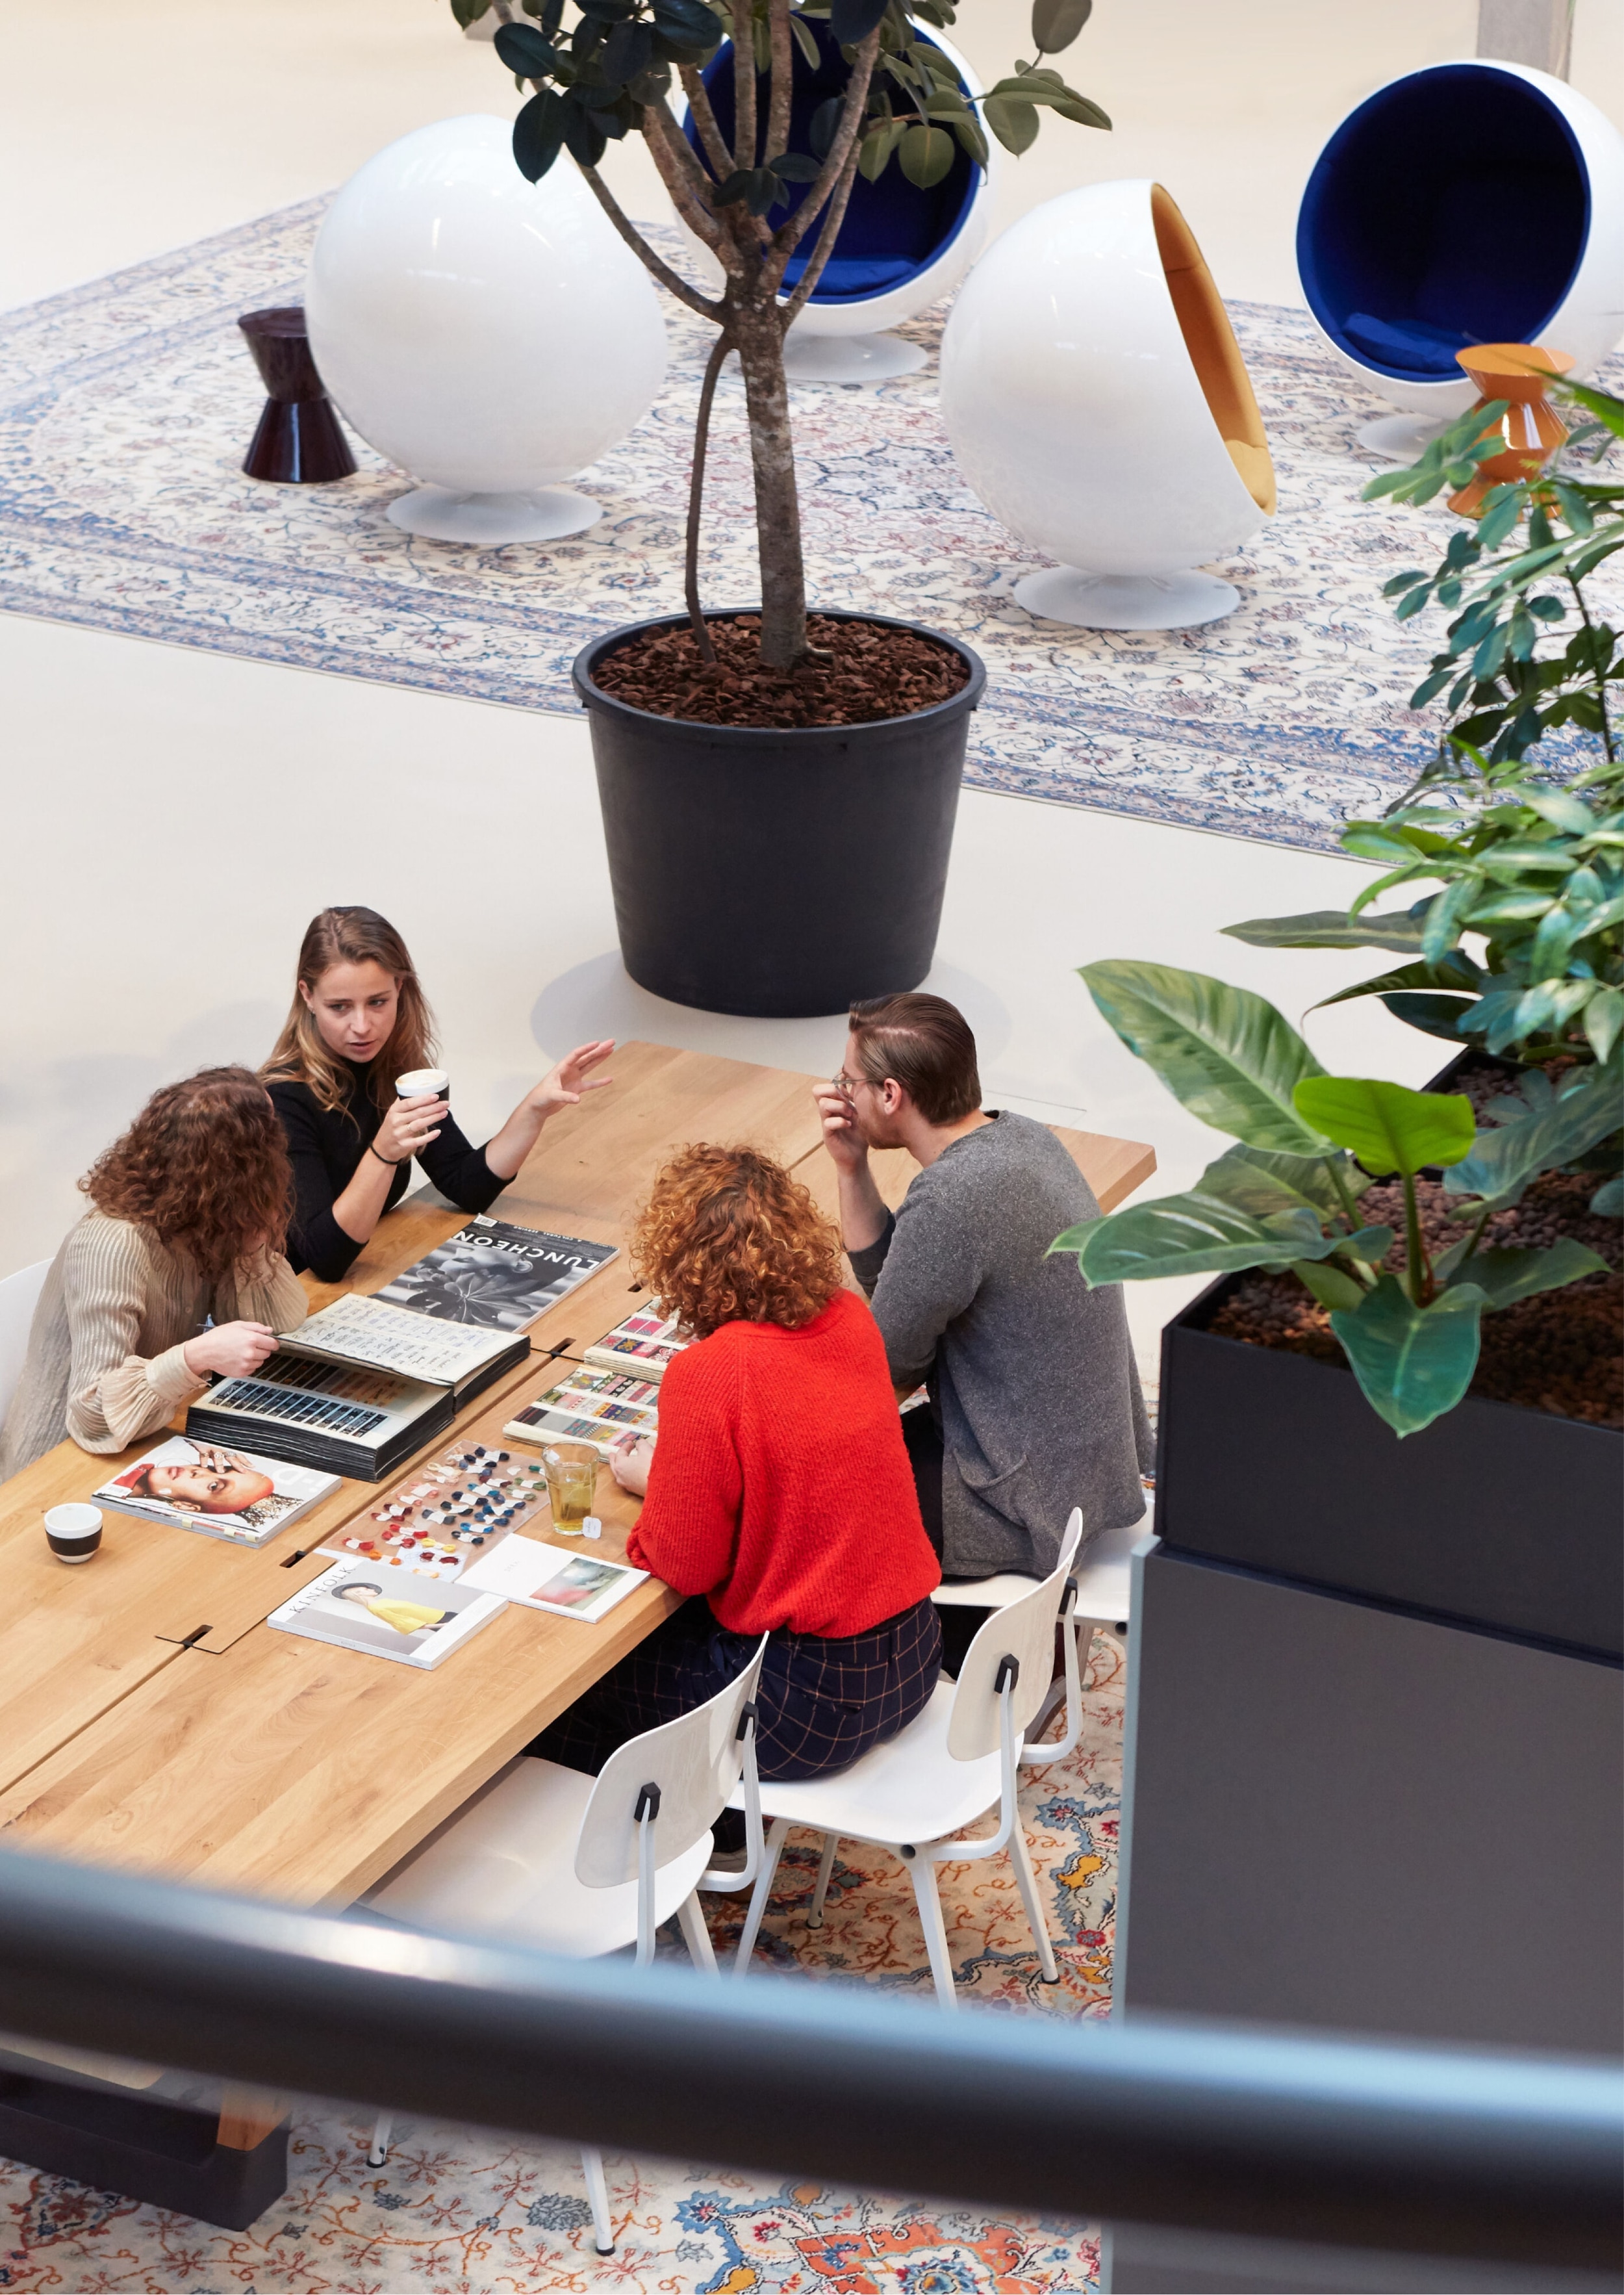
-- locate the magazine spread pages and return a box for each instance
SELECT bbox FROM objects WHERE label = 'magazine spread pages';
[267,1559,507,1669]
[460,1533,647,1623]
[92,1436,340,1546]
[375,1219,617,1331]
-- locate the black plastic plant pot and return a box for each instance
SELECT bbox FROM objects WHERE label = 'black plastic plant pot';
[572,611,987,1018]
[1154,1300,1621,1660]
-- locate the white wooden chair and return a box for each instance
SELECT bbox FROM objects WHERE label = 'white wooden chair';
[362,1637,768,2251]
[932,1504,1145,1760]
[728,1524,1085,2008]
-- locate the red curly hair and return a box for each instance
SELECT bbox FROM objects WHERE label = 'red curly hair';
[82,1068,294,1282]
[631,1145,845,1339]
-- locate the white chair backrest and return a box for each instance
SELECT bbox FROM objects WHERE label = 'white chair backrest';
[575,1637,768,1889]
[0,1260,51,1441]
[946,1511,1085,1763]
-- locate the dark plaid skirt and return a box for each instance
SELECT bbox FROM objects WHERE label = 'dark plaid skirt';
[529,1593,943,1782]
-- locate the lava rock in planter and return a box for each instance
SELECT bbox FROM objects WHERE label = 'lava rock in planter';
[573,610,985,1018]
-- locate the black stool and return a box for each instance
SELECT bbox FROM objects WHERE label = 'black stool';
[238,304,356,484]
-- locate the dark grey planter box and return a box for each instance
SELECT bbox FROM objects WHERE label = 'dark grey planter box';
[1155,1293,1622,1660]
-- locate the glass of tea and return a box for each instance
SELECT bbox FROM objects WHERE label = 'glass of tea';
[542,1442,600,1534]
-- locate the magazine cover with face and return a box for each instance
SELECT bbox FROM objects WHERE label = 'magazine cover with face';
[92,1437,340,1546]
[267,1559,507,1668]
[375,1219,617,1331]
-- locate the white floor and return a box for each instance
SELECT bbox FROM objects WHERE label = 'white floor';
[3,1,1621,1376]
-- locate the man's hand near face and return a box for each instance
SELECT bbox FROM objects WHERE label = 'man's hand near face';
[815,1062,891,1254]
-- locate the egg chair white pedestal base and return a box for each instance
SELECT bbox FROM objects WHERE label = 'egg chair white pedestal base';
[782,331,928,383]
[1014,565,1241,632]
[385,486,602,544]
[1356,411,1452,462]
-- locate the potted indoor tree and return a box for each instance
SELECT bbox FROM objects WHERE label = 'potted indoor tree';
[451,0,1108,1015]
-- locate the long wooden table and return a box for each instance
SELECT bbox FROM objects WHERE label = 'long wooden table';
[0,1042,1152,2172]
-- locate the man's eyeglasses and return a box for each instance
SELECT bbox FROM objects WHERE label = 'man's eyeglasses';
[830,1071,867,1100]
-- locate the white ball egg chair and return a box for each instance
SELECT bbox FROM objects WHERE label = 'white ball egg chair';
[685,21,996,384]
[939,179,1275,631]
[305,115,668,543]
[1295,60,1624,461]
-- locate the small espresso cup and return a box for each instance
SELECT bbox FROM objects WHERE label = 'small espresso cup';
[396,1067,448,1102]
[45,1502,103,1565]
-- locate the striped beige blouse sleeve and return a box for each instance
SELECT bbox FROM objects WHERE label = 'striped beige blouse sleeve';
[213,1253,308,1337]
[62,1222,207,1454]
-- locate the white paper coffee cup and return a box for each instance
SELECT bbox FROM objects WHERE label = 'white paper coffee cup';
[396,1068,448,1100]
[45,1502,103,1563]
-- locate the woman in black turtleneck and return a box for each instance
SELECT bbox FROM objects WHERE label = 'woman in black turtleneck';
[262,906,611,1283]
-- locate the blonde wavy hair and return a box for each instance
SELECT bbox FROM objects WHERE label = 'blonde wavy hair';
[261,906,437,1121]
[631,1145,845,1339]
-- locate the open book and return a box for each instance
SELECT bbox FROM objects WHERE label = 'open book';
[92,1436,338,1547]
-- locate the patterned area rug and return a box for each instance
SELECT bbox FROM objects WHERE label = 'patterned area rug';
[6,199,1614,850]
[0,1639,1123,2292]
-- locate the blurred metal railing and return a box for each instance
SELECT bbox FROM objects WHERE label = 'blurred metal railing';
[0,1845,1617,2272]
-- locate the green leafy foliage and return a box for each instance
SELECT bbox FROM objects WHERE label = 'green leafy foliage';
[1431,1235,1609,1308]
[1223,908,1427,953]
[1057,966,1614,1437]
[1291,1077,1475,1177]
[1080,961,1329,1155]
[1442,1050,1624,1209]
[1030,0,1091,53]
[1228,381,1624,1070]
[1328,1277,1486,1437]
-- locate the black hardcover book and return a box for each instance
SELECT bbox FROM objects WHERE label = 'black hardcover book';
[375,1218,616,1333]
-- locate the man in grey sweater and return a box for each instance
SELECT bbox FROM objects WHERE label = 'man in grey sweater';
[817,992,1151,1583]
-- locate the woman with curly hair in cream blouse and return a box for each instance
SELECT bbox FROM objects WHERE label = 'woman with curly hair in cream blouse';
[531,1144,942,1786]
[0,1068,307,1476]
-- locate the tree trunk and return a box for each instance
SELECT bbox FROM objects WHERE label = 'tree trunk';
[730,292,806,669]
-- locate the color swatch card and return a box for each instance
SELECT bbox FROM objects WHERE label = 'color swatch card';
[319,1438,558,1580]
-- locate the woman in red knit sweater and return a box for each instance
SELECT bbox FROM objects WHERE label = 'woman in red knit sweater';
[529,1144,942,1782]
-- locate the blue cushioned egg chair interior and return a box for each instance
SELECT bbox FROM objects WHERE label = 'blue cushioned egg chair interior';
[685,20,986,378]
[1297,63,1588,387]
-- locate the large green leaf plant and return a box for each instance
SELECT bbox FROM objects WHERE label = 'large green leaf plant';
[1052,962,1614,1439]
[1218,374,1624,1216]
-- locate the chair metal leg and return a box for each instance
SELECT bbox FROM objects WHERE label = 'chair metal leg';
[1009,1821,1060,1982]
[367,2110,392,2167]
[676,1889,720,1975]
[733,1816,791,1973]
[580,2144,615,2255]
[907,1856,959,2011]
[806,1831,838,1929]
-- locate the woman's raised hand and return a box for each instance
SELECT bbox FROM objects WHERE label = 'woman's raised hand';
[530,1040,615,1121]
[372,1090,447,1167]
[183,1322,280,1380]
[609,1432,653,1496]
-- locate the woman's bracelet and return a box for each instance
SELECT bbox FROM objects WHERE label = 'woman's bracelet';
[368,1141,407,1168]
